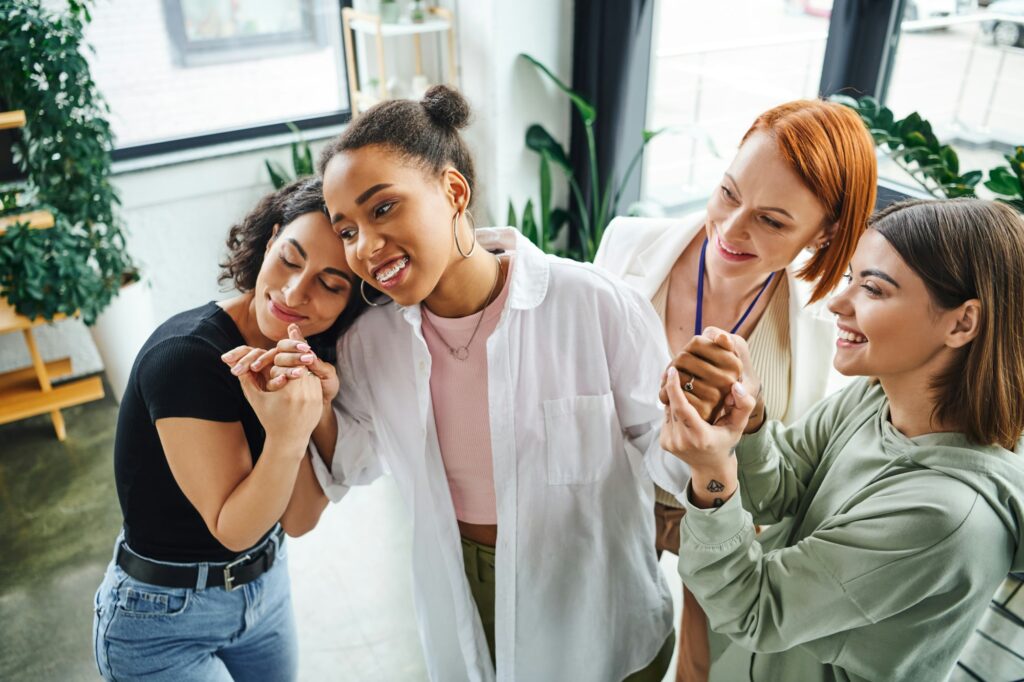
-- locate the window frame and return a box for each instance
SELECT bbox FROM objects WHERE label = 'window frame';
[107,0,353,161]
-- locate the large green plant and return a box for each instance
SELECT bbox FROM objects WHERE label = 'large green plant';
[832,94,1024,212]
[0,0,137,324]
[509,54,665,261]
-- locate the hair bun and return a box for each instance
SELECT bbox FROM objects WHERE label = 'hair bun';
[421,85,470,130]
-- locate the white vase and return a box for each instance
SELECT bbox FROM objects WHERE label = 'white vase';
[89,279,156,404]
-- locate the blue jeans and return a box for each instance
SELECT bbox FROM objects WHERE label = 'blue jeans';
[92,530,297,681]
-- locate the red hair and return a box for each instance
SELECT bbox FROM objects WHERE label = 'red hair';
[741,100,877,303]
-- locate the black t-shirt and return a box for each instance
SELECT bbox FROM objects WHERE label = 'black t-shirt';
[114,302,270,562]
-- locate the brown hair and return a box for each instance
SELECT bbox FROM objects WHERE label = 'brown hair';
[872,198,1024,449]
[317,85,476,198]
[741,100,878,303]
[218,176,367,362]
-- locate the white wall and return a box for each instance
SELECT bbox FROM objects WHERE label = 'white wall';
[456,0,575,226]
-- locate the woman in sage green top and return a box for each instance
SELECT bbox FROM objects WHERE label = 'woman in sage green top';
[658,198,1024,682]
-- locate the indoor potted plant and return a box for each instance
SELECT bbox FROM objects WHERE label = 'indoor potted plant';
[0,0,149,402]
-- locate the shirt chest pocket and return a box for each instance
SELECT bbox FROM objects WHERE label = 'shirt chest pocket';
[543,392,621,485]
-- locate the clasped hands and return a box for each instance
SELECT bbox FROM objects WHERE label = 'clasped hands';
[658,327,764,487]
[219,324,338,446]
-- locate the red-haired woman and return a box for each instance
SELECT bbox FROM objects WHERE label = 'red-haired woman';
[595,99,878,681]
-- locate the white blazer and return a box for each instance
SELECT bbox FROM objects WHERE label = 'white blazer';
[594,212,840,423]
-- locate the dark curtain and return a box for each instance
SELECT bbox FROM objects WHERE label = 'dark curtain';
[568,0,655,252]
[818,0,904,100]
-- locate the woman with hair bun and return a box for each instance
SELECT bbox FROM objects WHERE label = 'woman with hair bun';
[92,177,366,682]
[268,85,678,680]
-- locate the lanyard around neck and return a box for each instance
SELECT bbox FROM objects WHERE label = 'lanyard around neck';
[694,238,774,337]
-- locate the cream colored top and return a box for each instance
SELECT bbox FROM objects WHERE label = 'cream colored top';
[651,275,792,508]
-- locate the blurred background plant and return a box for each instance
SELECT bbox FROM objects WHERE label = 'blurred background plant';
[0,0,138,325]
[507,53,666,261]
[833,94,1024,212]
[264,122,315,189]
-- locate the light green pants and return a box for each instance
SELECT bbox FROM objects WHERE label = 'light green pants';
[460,536,674,680]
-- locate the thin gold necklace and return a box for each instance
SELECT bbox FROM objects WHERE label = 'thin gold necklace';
[421,255,502,361]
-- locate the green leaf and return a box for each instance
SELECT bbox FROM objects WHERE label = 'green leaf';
[539,151,552,253]
[521,199,537,245]
[898,112,923,138]
[985,167,1021,197]
[876,107,895,133]
[550,208,570,242]
[265,160,291,189]
[642,127,667,144]
[859,96,880,119]
[520,53,596,125]
[961,170,982,187]
[525,124,571,172]
[940,147,959,176]
[904,132,929,149]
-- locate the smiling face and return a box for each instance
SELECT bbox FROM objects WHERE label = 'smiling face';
[322,144,468,307]
[827,229,969,381]
[252,210,355,341]
[704,132,832,280]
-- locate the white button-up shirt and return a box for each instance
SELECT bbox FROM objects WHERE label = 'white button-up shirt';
[311,228,680,681]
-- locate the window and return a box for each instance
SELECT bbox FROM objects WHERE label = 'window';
[643,0,832,213]
[84,0,350,156]
[881,3,1023,193]
[163,0,322,67]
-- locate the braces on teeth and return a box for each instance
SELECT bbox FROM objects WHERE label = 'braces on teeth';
[376,257,409,282]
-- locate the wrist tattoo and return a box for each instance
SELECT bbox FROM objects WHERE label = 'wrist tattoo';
[706,479,725,493]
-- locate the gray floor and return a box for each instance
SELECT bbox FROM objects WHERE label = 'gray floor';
[0,388,428,681]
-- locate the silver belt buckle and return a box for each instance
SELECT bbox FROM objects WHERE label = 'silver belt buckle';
[223,554,252,592]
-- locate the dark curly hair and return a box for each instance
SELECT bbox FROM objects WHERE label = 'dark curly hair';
[218,176,367,362]
[317,85,476,198]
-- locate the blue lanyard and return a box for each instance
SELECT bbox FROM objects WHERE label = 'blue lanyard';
[694,238,775,336]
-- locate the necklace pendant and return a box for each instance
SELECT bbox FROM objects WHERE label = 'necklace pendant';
[451,346,470,361]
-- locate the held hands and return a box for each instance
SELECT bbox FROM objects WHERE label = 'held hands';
[659,365,757,470]
[220,324,334,448]
[221,324,340,405]
[660,326,766,434]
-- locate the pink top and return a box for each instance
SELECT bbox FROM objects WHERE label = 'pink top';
[421,255,514,525]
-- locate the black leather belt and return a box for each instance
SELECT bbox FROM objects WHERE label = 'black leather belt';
[116,526,284,591]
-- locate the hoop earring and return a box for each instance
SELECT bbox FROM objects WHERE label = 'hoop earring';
[453,211,477,258]
[360,279,382,307]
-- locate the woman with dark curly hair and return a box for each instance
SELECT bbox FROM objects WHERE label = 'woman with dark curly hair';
[91,177,366,682]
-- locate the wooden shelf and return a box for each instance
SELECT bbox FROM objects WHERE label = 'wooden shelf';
[342,6,459,116]
[0,358,73,391]
[0,209,55,236]
[0,110,26,130]
[350,16,451,37]
[0,112,106,440]
[0,372,104,427]
[0,296,66,334]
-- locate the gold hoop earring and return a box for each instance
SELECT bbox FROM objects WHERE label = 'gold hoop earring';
[360,279,382,307]
[453,211,477,258]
